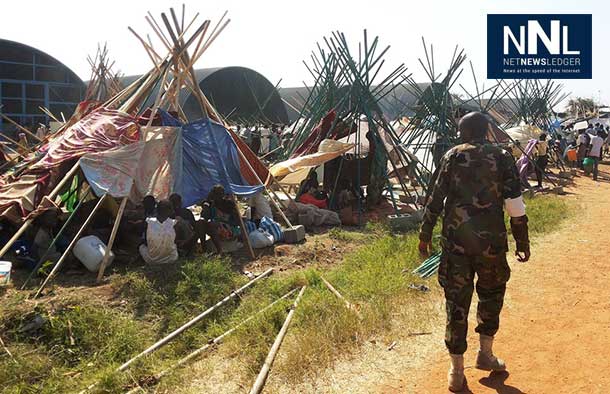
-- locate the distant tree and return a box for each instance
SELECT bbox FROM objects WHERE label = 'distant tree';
[565,97,601,117]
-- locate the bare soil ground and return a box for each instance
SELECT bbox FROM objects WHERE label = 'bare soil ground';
[375,169,610,394]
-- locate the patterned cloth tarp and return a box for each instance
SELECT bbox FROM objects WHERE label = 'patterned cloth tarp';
[79,126,182,200]
[133,126,182,201]
[80,111,264,207]
[80,142,145,198]
[33,107,140,169]
[177,117,264,207]
[0,174,50,223]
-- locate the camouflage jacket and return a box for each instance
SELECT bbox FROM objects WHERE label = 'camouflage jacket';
[419,140,522,256]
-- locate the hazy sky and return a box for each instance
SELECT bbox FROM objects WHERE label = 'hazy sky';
[1,0,606,108]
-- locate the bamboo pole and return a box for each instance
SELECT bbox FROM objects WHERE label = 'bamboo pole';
[232,195,255,259]
[319,276,360,317]
[0,130,31,154]
[96,196,128,282]
[230,142,293,228]
[117,268,273,372]
[0,161,81,259]
[125,288,300,394]
[0,112,43,142]
[249,286,306,394]
[34,194,109,298]
[0,335,14,361]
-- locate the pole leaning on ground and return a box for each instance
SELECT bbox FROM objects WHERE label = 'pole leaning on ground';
[249,286,306,394]
[125,287,300,394]
[117,268,274,372]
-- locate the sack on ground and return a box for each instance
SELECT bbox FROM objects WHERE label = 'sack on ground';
[249,229,274,249]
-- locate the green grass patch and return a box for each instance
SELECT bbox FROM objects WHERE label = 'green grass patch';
[0,193,572,393]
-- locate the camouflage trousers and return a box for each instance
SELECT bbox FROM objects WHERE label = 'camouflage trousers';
[438,251,510,355]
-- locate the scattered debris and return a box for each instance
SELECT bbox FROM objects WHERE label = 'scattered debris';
[19,314,46,333]
[407,332,432,337]
[409,284,430,292]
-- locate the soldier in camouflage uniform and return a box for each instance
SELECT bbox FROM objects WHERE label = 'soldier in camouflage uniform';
[418,112,530,392]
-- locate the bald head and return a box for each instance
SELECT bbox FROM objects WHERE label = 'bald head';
[458,111,490,142]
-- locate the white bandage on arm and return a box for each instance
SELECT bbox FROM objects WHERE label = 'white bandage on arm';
[504,195,526,218]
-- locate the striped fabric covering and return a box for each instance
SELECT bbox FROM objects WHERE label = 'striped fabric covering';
[259,216,283,242]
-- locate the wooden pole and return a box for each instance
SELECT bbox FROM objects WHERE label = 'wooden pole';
[0,131,31,154]
[21,185,91,289]
[34,194,108,298]
[0,112,43,142]
[233,195,255,259]
[117,268,273,372]
[319,276,360,317]
[96,196,128,282]
[0,335,14,361]
[249,286,306,394]
[231,144,294,228]
[125,288,300,394]
[0,161,81,259]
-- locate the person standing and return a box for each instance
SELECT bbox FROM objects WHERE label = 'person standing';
[250,126,261,156]
[36,124,48,140]
[576,130,590,168]
[587,131,604,181]
[534,133,549,188]
[418,112,530,392]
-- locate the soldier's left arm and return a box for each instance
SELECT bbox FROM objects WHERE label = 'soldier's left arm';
[501,151,530,262]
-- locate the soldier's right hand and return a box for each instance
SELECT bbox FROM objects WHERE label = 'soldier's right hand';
[418,240,432,257]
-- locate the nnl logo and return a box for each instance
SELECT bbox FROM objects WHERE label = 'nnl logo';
[487,14,592,79]
[504,20,580,55]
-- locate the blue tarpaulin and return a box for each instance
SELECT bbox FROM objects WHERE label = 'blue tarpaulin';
[160,111,264,207]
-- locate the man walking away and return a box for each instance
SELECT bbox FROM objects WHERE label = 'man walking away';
[418,112,531,392]
[534,133,548,188]
[588,131,604,181]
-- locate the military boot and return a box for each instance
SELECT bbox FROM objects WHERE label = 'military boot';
[448,354,467,392]
[475,334,506,371]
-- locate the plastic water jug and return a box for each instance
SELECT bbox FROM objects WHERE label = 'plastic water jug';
[73,235,114,272]
[0,261,11,285]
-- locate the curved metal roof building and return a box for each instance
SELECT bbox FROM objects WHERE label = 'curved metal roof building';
[122,66,289,125]
[0,39,85,133]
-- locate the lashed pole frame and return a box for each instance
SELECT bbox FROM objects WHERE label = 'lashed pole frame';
[155,8,292,231]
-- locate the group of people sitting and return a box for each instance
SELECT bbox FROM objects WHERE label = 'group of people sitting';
[294,170,363,225]
[130,186,242,265]
[5,183,277,273]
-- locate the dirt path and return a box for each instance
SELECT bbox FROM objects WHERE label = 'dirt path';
[377,170,610,394]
